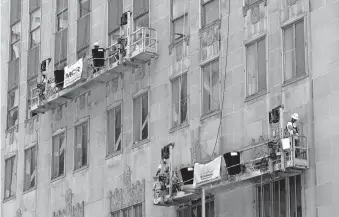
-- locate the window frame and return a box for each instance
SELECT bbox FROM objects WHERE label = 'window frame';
[177,195,215,217]
[201,59,220,117]
[10,21,21,61]
[111,203,143,217]
[56,7,68,32]
[170,72,188,130]
[74,119,90,171]
[201,0,219,28]
[76,12,91,59]
[106,104,123,158]
[29,8,41,49]
[133,91,149,145]
[245,36,267,97]
[23,145,37,192]
[27,78,38,119]
[78,0,91,19]
[51,130,66,180]
[3,155,17,200]
[7,88,19,130]
[282,18,306,83]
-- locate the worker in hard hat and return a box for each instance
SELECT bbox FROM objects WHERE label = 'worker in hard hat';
[286,113,300,157]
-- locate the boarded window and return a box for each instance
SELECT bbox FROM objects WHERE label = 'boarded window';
[202,0,219,27]
[202,60,219,115]
[10,0,21,25]
[4,156,17,199]
[10,22,21,61]
[108,0,123,34]
[30,8,41,48]
[77,13,90,58]
[52,132,65,179]
[74,121,88,170]
[7,88,19,129]
[257,175,302,217]
[246,38,266,96]
[79,0,90,18]
[107,105,122,156]
[172,73,188,128]
[284,20,305,81]
[24,146,37,191]
[27,79,38,119]
[133,93,148,143]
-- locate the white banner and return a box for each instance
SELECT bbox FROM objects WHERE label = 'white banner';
[63,58,83,88]
[193,156,221,187]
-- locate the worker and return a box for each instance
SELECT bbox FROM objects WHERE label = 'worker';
[286,113,300,157]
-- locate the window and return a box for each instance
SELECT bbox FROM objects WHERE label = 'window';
[133,93,148,143]
[172,73,188,128]
[172,0,188,41]
[10,0,21,25]
[107,105,122,156]
[27,80,38,119]
[7,89,19,129]
[57,0,68,31]
[24,146,37,191]
[29,9,41,48]
[52,132,65,179]
[108,0,123,45]
[202,60,219,115]
[74,121,89,170]
[202,0,219,28]
[177,196,214,217]
[133,0,149,31]
[4,156,16,199]
[246,38,266,96]
[283,19,305,81]
[79,0,90,18]
[111,203,142,217]
[10,22,21,61]
[257,175,302,217]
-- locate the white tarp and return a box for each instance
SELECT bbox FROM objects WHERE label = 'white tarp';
[63,58,83,88]
[193,156,221,187]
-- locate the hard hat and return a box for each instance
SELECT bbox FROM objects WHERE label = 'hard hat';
[291,113,299,120]
[93,42,99,47]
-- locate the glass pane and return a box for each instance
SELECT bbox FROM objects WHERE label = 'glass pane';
[11,22,21,43]
[30,147,36,188]
[79,0,90,17]
[202,64,211,114]
[82,122,88,166]
[296,175,302,217]
[263,184,271,217]
[203,0,219,27]
[115,106,122,151]
[107,109,115,154]
[284,26,295,80]
[135,13,149,31]
[31,28,41,47]
[59,133,65,176]
[141,94,148,140]
[173,16,189,40]
[246,43,258,95]
[24,149,32,190]
[109,29,120,46]
[75,124,83,169]
[295,21,305,76]
[7,108,18,129]
[4,158,12,198]
[11,41,20,60]
[173,0,186,18]
[52,136,59,178]
[180,74,188,124]
[57,10,68,31]
[211,61,219,111]
[134,97,141,142]
[30,9,41,30]
[172,77,180,127]
[8,89,19,109]
[290,176,296,217]
[257,39,266,92]
[57,0,68,13]
[280,179,287,217]
[273,180,280,217]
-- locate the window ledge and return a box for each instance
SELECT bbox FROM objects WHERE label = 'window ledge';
[3,196,15,203]
[245,89,267,103]
[133,139,150,148]
[23,186,36,195]
[201,110,221,121]
[73,165,89,174]
[169,122,189,133]
[51,174,65,183]
[282,74,308,88]
[106,150,123,160]
[200,55,219,67]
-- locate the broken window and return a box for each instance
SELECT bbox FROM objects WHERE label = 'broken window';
[172,73,188,128]
[107,105,122,156]
[202,60,219,115]
[133,93,148,143]
[202,0,219,28]
[52,132,65,179]
[77,0,90,59]
[7,88,19,129]
[74,121,88,170]
[172,0,188,41]
[30,8,41,48]
[246,37,266,96]
[4,156,17,199]
[10,22,21,61]
[257,175,302,217]
[284,19,305,81]
[177,196,214,217]
[24,146,37,191]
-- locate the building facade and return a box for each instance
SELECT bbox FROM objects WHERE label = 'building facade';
[1,0,338,217]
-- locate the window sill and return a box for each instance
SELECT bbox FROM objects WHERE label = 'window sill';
[51,174,65,183]
[282,73,308,88]
[201,110,221,121]
[23,186,36,195]
[3,196,15,203]
[200,55,220,67]
[133,139,150,148]
[169,122,189,133]
[245,89,267,103]
[106,150,123,160]
[73,165,89,174]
